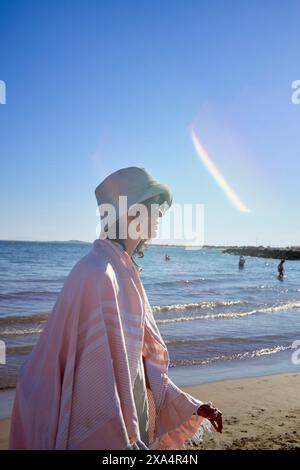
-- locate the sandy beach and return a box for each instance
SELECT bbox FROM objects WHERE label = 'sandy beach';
[184,373,300,450]
[0,419,10,451]
[1,372,299,450]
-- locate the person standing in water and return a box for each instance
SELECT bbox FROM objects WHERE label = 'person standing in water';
[277,259,285,279]
[9,166,222,450]
[238,255,245,269]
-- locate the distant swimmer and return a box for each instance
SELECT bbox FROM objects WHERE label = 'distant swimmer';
[277,259,285,279]
[238,255,245,269]
[165,254,170,261]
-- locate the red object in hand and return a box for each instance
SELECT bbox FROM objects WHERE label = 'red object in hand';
[197,402,223,433]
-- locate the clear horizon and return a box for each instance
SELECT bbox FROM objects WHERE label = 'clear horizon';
[1,238,299,249]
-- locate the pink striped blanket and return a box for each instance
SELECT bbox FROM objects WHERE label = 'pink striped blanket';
[9,238,205,450]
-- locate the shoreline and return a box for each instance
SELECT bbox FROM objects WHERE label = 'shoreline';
[1,372,299,450]
[168,348,299,387]
[2,345,298,398]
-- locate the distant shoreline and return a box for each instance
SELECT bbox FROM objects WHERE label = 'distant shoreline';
[0,239,92,245]
[1,239,299,251]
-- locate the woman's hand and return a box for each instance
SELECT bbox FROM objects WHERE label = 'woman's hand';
[197,402,223,433]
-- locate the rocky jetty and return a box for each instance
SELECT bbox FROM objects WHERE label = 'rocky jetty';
[222,246,300,260]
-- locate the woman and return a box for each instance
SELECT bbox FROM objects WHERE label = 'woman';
[9,166,222,450]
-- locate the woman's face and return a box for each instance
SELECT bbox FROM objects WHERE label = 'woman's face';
[147,201,163,239]
[144,195,164,239]
[128,195,163,241]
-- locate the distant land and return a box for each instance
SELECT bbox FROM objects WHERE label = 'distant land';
[149,244,300,259]
[52,240,91,245]
[0,239,92,245]
[1,240,300,259]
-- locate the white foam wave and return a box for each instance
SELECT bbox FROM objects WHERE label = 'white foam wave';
[156,301,300,324]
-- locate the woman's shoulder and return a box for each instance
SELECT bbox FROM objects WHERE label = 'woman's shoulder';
[62,243,114,290]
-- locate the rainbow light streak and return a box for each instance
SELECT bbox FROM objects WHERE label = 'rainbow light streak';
[191,128,250,213]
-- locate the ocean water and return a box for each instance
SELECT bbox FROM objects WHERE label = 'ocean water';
[1,240,300,389]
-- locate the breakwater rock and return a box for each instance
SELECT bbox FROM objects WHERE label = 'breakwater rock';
[222,246,300,260]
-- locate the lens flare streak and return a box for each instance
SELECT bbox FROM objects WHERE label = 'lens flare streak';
[191,128,250,213]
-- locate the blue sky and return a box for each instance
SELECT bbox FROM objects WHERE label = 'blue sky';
[0,0,299,245]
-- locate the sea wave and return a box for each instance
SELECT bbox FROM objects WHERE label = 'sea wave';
[0,313,49,326]
[156,301,300,324]
[150,277,206,287]
[6,345,34,354]
[0,327,44,336]
[0,301,242,329]
[0,277,66,284]
[152,300,244,313]
[1,300,300,334]
[169,345,292,367]
[0,291,58,300]
[164,334,289,346]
